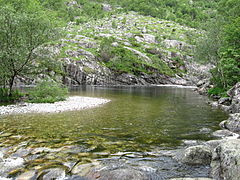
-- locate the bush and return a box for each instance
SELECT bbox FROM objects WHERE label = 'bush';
[28,80,68,103]
[208,87,227,97]
[0,88,23,103]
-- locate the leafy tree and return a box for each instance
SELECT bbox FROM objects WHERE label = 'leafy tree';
[0,5,57,97]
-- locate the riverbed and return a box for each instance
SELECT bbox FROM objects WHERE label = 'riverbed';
[0,86,228,179]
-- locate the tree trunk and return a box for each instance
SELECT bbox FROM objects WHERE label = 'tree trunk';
[8,75,15,97]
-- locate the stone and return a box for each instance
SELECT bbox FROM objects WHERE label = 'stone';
[221,113,240,134]
[227,82,240,113]
[96,168,149,180]
[142,34,156,43]
[181,145,212,165]
[16,170,37,180]
[169,178,213,180]
[227,82,240,97]
[212,129,239,139]
[40,168,66,180]
[231,95,240,113]
[65,175,88,180]
[71,162,101,176]
[102,4,112,11]
[218,97,231,106]
[211,139,240,180]
[0,133,13,138]
[163,39,191,51]
[205,140,223,150]
[0,157,25,177]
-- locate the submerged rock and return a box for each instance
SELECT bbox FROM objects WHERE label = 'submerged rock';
[211,139,240,180]
[181,145,212,165]
[39,168,66,180]
[0,157,25,177]
[71,161,101,176]
[16,170,38,180]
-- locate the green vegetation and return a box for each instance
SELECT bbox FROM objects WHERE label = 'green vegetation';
[195,0,240,96]
[96,0,219,28]
[28,80,69,103]
[0,88,23,103]
[0,3,57,100]
[99,38,173,76]
[0,0,239,101]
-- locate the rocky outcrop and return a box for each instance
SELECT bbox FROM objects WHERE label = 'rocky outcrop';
[211,139,240,180]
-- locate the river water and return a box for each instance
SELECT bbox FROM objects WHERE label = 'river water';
[0,86,228,178]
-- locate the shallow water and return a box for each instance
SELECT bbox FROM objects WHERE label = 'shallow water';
[0,86,227,152]
[0,86,229,178]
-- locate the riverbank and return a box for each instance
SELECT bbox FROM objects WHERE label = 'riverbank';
[0,96,110,115]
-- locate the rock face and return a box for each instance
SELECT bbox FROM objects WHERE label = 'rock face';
[211,139,240,180]
[181,145,212,165]
[220,113,240,134]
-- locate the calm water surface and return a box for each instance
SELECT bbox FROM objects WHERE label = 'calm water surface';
[0,86,227,153]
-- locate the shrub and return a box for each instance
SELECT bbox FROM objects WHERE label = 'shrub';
[0,88,23,103]
[28,80,68,103]
[208,87,227,97]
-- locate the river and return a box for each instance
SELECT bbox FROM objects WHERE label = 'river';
[0,86,228,179]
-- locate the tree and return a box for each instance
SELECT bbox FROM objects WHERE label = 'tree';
[0,5,57,97]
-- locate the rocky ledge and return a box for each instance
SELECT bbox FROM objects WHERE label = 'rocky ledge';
[0,96,110,115]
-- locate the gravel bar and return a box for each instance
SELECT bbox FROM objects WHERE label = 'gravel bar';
[0,96,110,115]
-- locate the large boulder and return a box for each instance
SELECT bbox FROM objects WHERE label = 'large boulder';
[211,139,240,180]
[227,82,240,113]
[220,113,240,134]
[181,145,212,165]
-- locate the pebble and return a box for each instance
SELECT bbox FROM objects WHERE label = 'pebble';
[0,96,110,115]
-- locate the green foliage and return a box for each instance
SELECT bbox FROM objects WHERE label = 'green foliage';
[208,87,227,97]
[28,80,68,103]
[0,4,57,97]
[195,0,240,95]
[99,38,173,76]
[105,0,219,28]
[0,88,23,102]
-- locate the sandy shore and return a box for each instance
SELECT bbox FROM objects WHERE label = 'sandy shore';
[0,96,110,115]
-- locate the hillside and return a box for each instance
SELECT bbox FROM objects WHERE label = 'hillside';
[33,10,209,87]
[0,0,239,95]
